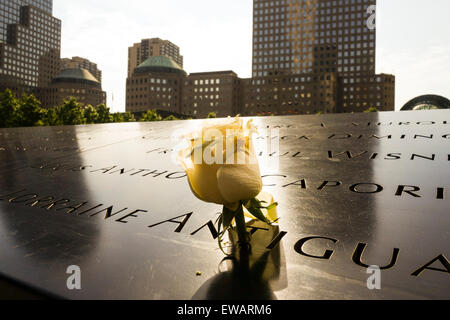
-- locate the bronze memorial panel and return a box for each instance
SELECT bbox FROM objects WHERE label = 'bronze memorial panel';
[0,110,448,299]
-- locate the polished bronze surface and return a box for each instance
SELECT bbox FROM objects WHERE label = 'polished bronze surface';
[0,110,449,299]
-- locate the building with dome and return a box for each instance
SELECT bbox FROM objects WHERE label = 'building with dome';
[40,68,106,108]
[128,38,183,78]
[61,57,102,84]
[126,55,242,118]
[401,94,450,111]
[126,56,186,115]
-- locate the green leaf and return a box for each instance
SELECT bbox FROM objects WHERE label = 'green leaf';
[265,202,278,211]
[222,205,238,229]
[244,199,271,224]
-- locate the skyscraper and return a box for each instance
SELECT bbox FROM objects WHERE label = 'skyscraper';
[0,0,61,91]
[251,0,395,113]
[127,38,183,77]
[252,0,376,77]
[0,0,53,42]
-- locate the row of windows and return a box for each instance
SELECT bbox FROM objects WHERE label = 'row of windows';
[254,36,373,51]
[192,102,221,109]
[249,84,332,93]
[193,87,220,93]
[127,94,174,100]
[343,94,385,100]
[250,74,332,85]
[342,76,393,84]
[254,30,371,44]
[193,79,221,85]
[128,86,174,92]
[193,95,221,100]
[343,101,385,108]
[128,101,175,108]
[254,0,371,9]
[253,43,374,57]
[128,78,177,85]
[56,88,100,94]
[248,92,334,101]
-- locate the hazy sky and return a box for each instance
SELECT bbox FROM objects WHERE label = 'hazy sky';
[54,0,450,113]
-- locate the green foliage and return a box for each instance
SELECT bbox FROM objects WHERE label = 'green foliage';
[364,106,378,113]
[122,112,136,122]
[164,115,178,121]
[140,109,162,122]
[84,105,99,124]
[112,112,124,123]
[0,89,163,127]
[57,97,86,125]
[207,112,217,119]
[17,93,45,127]
[0,89,20,128]
[96,103,113,123]
[43,108,60,126]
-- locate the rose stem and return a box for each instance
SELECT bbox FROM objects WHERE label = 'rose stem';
[234,204,249,246]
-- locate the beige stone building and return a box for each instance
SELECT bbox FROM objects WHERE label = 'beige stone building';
[183,71,241,118]
[61,57,102,83]
[40,68,106,108]
[126,56,243,118]
[127,38,183,77]
[126,56,185,114]
[338,73,395,112]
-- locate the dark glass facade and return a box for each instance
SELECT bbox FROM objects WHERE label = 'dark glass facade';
[0,1,60,89]
[252,0,376,77]
[250,0,395,113]
[0,0,52,42]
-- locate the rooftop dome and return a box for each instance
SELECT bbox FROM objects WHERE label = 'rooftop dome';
[401,94,450,111]
[134,56,186,76]
[52,68,100,87]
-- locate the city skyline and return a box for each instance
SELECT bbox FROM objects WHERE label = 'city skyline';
[53,0,450,113]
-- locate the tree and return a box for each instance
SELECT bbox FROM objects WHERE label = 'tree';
[364,106,378,113]
[112,112,124,123]
[57,97,86,125]
[84,105,99,124]
[43,108,60,126]
[122,112,136,122]
[140,109,162,122]
[16,93,45,127]
[0,89,19,128]
[96,103,113,123]
[207,112,217,119]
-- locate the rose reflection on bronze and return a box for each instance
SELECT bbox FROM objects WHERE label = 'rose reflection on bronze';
[192,220,287,300]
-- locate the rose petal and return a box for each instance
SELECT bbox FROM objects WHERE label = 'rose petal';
[185,163,225,205]
[216,162,262,204]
